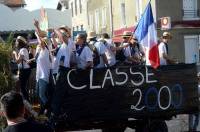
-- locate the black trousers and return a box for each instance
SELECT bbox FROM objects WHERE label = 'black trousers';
[19,68,31,101]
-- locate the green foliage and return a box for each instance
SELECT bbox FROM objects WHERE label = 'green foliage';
[0,35,14,97]
[0,34,15,130]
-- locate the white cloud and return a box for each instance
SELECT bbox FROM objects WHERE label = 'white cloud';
[25,0,59,11]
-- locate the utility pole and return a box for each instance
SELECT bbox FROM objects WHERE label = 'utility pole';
[109,0,113,37]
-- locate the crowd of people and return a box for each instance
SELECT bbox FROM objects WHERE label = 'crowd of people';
[0,19,177,131]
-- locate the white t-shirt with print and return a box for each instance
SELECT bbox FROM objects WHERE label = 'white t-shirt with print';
[36,47,51,82]
[18,48,30,69]
[94,41,107,68]
[76,46,93,69]
[54,43,71,73]
[158,42,167,65]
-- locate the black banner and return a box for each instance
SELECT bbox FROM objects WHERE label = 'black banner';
[57,64,198,122]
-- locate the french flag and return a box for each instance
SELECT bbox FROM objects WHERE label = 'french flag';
[134,2,160,69]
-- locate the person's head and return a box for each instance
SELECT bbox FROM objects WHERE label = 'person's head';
[76,33,87,46]
[122,31,132,43]
[0,91,25,120]
[101,33,110,39]
[161,32,172,43]
[59,26,70,43]
[59,25,71,37]
[130,35,138,46]
[87,31,97,41]
[15,36,27,50]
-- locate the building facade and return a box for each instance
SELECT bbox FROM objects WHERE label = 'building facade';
[86,0,111,35]
[67,0,88,32]
[67,0,200,64]
[155,0,200,63]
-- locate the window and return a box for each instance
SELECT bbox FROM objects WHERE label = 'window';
[120,3,126,27]
[75,0,77,16]
[81,25,84,31]
[101,7,107,28]
[183,0,199,20]
[95,9,100,33]
[184,35,199,63]
[79,0,82,14]
[71,2,74,17]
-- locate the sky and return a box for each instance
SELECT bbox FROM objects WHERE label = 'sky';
[25,0,59,11]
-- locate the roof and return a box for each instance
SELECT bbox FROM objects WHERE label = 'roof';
[0,4,72,32]
[0,0,25,7]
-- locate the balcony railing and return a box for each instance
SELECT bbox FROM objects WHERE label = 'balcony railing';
[182,9,200,19]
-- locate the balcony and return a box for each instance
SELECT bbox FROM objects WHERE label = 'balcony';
[182,9,200,20]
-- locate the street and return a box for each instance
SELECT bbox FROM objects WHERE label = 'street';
[68,115,199,132]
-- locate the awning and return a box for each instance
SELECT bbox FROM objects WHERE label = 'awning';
[112,26,135,43]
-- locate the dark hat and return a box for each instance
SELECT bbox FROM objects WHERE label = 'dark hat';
[122,31,132,38]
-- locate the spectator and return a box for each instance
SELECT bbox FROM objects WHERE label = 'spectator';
[34,20,51,115]
[189,73,200,131]
[0,91,53,132]
[12,36,31,101]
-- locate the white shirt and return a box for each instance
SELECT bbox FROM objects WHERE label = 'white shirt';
[54,43,71,73]
[104,40,116,66]
[94,41,107,68]
[158,42,167,65]
[68,38,76,64]
[123,43,133,63]
[68,38,76,52]
[76,46,93,69]
[18,48,30,69]
[36,47,51,82]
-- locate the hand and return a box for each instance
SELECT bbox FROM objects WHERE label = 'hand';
[33,19,39,27]
[26,59,32,64]
[12,51,17,56]
[123,43,129,48]
[51,32,55,38]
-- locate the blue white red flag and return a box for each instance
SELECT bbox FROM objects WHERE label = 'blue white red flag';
[134,3,160,69]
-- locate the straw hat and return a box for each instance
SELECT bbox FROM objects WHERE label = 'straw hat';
[87,31,97,39]
[59,25,70,33]
[162,32,172,39]
[122,31,132,38]
[16,36,27,44]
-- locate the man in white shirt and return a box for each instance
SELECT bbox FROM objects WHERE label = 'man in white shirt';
[34,20,51,114]
[158,32,175,65]
[87,31,109,68]
[50,27,73,117]
[122,32,143,65]
[75,34,93,69]
[101,33,116,67]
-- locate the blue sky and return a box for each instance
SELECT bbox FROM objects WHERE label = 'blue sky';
[25,0,59,11]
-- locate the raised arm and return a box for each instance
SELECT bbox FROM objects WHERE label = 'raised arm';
[33,20,45,49]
